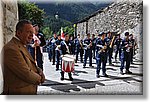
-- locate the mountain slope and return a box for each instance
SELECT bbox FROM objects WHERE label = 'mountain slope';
[36,2,111,23]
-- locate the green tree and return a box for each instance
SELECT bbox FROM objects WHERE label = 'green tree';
[18,1,45,27]
[41,27,53,39]
[63,26,74,36]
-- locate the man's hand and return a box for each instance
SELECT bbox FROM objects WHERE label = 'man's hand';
[38,69,45,83]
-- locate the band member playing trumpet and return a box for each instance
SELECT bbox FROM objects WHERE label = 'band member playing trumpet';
[74,34,84,63]
[83,33,93,68]
[120,32,132,75]
[96,32,108,78]
[114,34,122,61]
[55,34,63,71]
[105,31,114,66]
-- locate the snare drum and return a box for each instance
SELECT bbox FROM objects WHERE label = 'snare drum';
[62,55,75,72]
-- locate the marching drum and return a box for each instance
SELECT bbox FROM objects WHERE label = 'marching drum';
[62,55,75,72]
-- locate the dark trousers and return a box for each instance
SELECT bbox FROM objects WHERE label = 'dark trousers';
[92,49,96,59]
[52,49,56,65]
[108,48,113,64]
[96,52,107,75]
[75,49,83,63]
[56,50,60,69]
[83,49,92,67]
[120,51,131,71]
[115,47,121,60]
[36,53,43,70]
[48,48,52,61]
[130,48,134,63]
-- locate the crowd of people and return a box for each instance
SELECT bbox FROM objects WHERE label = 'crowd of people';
[45,30,138,80]
[1,20,138,94]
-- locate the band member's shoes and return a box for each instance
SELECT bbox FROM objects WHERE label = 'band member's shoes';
[120,71,124,75]
[89,66,94,68]
[96,75,100,78]
[52,63,55,65]
[126,70,132,74]
[83,66,86,68]
[60,77,64,81]
[102,73,108,77]
[69,77,73,81]
[109,63,114,66]
[56,68,59,71]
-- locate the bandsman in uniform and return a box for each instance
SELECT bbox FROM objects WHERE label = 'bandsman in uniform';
[50,33,57,65]
[105,31,114,65]
[120,32,132,75]
[83,33,93,68]
[60,33,74,81]
[74,34,84,63]
[91,34,96,59]
[96,32,108,78]
[27,24,46,71]
[114,34,122,61]
[55,34,63,71]
[129,34,136,64]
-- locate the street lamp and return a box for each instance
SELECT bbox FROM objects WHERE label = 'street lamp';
[73,24,77,37]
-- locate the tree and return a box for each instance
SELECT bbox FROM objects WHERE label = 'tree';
[18,1,45,27]
[41,27,53,39]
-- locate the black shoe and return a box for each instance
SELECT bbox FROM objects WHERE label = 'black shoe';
[60,77,64,81]
[52,63,55,65]
[96,75,100,78]
[120,71,124,75]
[89,66,94,68]
[69,77,73,81]
[102,73,108,77]
[126,70,132,74]
[109,63,114,66]
[56,68,59,71]
[83,66,86,68]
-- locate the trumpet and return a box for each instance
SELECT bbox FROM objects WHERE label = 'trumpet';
[55,45,61,51]
[109,36,116,48]
[97,44,107,54]
[126,41,132,52]
[99,45,107,53]
[79,40,83,49]
[84,42,92,50]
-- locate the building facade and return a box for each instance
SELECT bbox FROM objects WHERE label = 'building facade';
[0,0,18,94]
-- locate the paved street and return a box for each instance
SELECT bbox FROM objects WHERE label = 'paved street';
[37,52,143,95]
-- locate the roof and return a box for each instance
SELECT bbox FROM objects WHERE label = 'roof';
[75,2,114,24]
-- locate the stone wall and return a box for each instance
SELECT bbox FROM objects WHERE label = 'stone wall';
[77,0,143,37]
[0,0,18,94]
[1,0,18,45]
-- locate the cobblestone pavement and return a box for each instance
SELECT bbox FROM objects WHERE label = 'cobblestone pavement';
[37,52,143,95]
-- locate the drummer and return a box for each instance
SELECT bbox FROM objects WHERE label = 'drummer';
[60,33,74,81]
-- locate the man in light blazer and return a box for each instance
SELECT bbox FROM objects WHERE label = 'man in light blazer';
[1,20,45,95]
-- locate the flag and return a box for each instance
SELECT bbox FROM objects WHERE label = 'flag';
[61,27,65,40]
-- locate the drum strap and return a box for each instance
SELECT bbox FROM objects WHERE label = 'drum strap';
[63,41,70,54]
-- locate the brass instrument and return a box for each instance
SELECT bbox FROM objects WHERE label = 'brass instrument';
[109,35,116,48]
[85,42,92,50]
[97,43,107,54]
[55,45,61,51]
[98,45,107,54]
[79,39,83,49]
[126,41,132,52]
